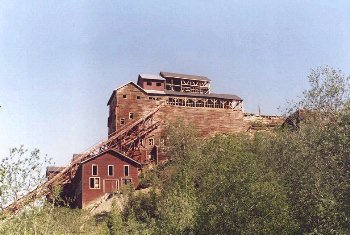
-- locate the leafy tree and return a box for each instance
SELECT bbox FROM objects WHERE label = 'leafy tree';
[301,66,350,114]
[194,134,297,234]
[156,182,198,235]
[107,200,123,235]
[0,145,51,210]
[286,66,350,125]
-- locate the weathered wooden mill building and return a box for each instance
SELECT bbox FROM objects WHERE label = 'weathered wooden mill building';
[107,71,248,166]
[5,71,283,212]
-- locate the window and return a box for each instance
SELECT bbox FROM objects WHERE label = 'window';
[146,81,152,86]
[123,95,127,99]
[129,112,134,119]
[148,138,154,146]
[108,165,114,176]
[120,118,125,125]
[92,164,98,176]
[123,178,132,185]
[137,96,141,100]
[156,82,162,86]
[124,165,129,177]
[89,177,100,189]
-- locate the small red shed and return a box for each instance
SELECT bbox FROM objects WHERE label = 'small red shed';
[80,149,141,208]
[73,149,141,208]
[46,150,141,208]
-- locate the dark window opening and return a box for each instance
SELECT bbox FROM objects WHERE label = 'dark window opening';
[124,165,129,177]
[122,95,127,99]
[89,177,100,189]
[146,81,152,86]
[156,82,162,86]
[148,138,154,146]
[108,165,114,176]
[123,178,132,185]
[137,96,141,99]
[129,112,134,119]
[92,165,98,176]
[120,118,125,125]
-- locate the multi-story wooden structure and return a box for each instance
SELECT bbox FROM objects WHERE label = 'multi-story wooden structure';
[5,71,284,212]
[107,71,246,165]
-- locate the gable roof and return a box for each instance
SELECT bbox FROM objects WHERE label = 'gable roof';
[160,71,211,82]
[81,149,142,167]
[107,82,147,105]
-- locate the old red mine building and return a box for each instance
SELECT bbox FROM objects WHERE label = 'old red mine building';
[8,72,283,211]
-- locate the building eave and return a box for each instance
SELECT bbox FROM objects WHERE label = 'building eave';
[107,82,148,105]
[81,149,142,167]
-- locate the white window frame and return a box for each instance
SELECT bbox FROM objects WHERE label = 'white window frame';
[92,164,98,176]
[148,138,154,146]
[124,165,130,177]
[108,165,114,176]
[89,177,100,189]
[123,178,133,186]
[120,118,125,125]
[129,112,134,119]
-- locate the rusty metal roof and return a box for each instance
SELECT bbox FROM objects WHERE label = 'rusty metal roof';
[160,71,211,82]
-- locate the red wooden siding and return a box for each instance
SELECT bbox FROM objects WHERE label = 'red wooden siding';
[80,150,140,208]
[141,80,165,91]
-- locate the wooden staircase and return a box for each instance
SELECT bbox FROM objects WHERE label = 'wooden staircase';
[3,104,164,215]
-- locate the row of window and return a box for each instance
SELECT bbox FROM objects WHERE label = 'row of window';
[145,81,162,86]
[121,94,163,101]
[122,95,141,99]
[89,177,132,189]
[91,164,129,177]
[121,95,161,100]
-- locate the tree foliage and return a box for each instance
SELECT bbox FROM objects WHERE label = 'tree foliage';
[0,146,51,209]
[2,66,350,234]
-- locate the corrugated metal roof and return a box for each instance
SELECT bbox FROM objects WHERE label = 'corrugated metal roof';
[164,90,242,101]
[160,71,211,82]
[139,74,165,81]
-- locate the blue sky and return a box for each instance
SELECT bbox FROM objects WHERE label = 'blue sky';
[1,0,350,165]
